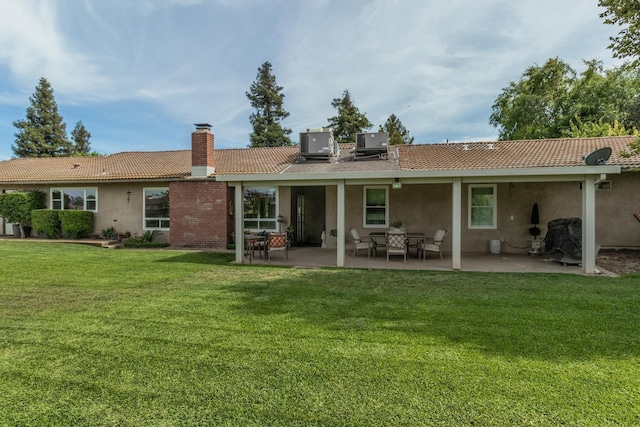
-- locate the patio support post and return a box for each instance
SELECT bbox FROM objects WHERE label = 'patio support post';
[337,180,346,267]
[582,175,596,274]
[234,182,244,264]
[452,178,462,270]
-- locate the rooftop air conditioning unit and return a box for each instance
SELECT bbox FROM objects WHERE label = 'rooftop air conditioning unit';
[299,129,337,161]
[353,132,389,159]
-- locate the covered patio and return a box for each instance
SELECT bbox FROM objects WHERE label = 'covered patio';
[241,245,614,276]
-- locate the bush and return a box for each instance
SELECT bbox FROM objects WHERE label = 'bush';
[58,211,94,239]
[128,230,163,243]
[0,191,46,237]
[31,209,61,238]
[100,227,119,240]
[123,242,169,248]
[124,230,165,248]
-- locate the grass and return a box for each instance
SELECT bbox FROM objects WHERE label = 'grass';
[0,241,639,426]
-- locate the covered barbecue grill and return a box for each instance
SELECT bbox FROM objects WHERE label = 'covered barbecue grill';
[544,218,582,265]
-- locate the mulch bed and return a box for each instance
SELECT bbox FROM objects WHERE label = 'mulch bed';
[596,249,640,276]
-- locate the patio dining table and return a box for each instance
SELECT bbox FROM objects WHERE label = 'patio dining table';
[369,231,426,257]
[244,234,267,262]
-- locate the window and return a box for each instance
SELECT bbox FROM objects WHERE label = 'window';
[144,188,169,230]
[469,184,496,229]
[51,188,97,211]
[363,186,388,228]
[243,187,277,230]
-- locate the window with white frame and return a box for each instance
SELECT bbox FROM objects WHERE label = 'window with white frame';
[51,188,97,211]
[243,187,277,231]
[363,186,388,228]
[144,188,169,230]
[469,184,497,229]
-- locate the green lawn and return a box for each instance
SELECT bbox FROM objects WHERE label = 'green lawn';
[0,241,639,426]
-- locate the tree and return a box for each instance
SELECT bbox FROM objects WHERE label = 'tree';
[599,0,640,68]
[246,61,292,147]
[70,121,92,156]
[0,190,45,238]
[490,58,576,140]
[379,114,414,145]
[490,58,640,141]
[566,117,639,138]
[12,77,72,157]
[327,90,373,144]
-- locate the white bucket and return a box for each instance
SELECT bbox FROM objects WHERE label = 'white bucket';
[489,239,501,254]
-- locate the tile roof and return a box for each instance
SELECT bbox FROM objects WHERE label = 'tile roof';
[1,136,639,184]
[398,136,640,170]
[215,146,299,175]
[0,151,191,183]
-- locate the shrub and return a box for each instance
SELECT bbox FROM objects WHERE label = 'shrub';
[58,211,94,239]
[100,227,119,240]
[124,230,166,248]
[0,191,46,236]
[128,230,163,243]
[31,209,61,238]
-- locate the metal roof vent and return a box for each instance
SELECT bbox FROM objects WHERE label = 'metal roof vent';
[462,144,469,151]
[487,143,495,150]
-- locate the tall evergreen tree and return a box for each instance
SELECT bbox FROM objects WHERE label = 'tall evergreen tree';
[246,61,292,147]
[12,77,72,157]
[327,90,372,144]
[379,114,414,145]
[70,121,92,156]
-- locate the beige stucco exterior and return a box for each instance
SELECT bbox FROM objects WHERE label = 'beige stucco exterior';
[312,171,640,255]
[1,182,171,242]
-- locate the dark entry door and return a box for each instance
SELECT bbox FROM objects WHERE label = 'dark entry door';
[291,186,325,246]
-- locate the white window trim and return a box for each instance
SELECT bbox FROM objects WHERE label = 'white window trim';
[243,186,279,232]
[468,184,497,229]
[50,187,98,212]
[363,186,389,229]
[143,187,170,231]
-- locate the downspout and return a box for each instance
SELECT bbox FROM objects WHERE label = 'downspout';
[594,173,607,186]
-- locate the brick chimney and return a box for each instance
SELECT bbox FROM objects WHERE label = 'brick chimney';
[191,123,215,177]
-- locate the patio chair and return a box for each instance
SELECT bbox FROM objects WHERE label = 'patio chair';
[386,230,407,262]
[349,228,377,257]
[417,229,446,261]
[267,232,288,261]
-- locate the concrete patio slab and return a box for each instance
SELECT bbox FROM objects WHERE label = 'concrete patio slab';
[243,245,611,276]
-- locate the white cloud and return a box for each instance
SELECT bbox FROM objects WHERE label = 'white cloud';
[0,0,626,160]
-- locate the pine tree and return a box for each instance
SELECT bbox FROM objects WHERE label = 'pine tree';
[12,77,72,157]
[70,121,92,156]
[246,61,292,147]
[327,90,372,144]
[379,114,414,145]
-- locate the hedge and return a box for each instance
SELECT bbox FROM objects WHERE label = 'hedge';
[58,210,94,239]
[31,209,62,238]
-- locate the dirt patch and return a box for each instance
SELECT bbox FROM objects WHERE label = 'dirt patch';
[596,249,640,276]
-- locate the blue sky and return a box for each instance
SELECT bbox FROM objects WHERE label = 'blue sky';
[0,0,622,160]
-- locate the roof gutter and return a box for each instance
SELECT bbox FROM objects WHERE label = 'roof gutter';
[216,165,622,183]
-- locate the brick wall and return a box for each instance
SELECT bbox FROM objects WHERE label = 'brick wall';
[191,129,214,169]
[169,180,231,248]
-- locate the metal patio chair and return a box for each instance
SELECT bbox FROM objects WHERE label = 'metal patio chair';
[417,229,446,261]
[267,232,288,261]
[349,228,377,257]
[386,230,407,262]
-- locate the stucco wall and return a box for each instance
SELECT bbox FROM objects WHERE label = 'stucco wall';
[319,172,640,255]
[0,183,169,241]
